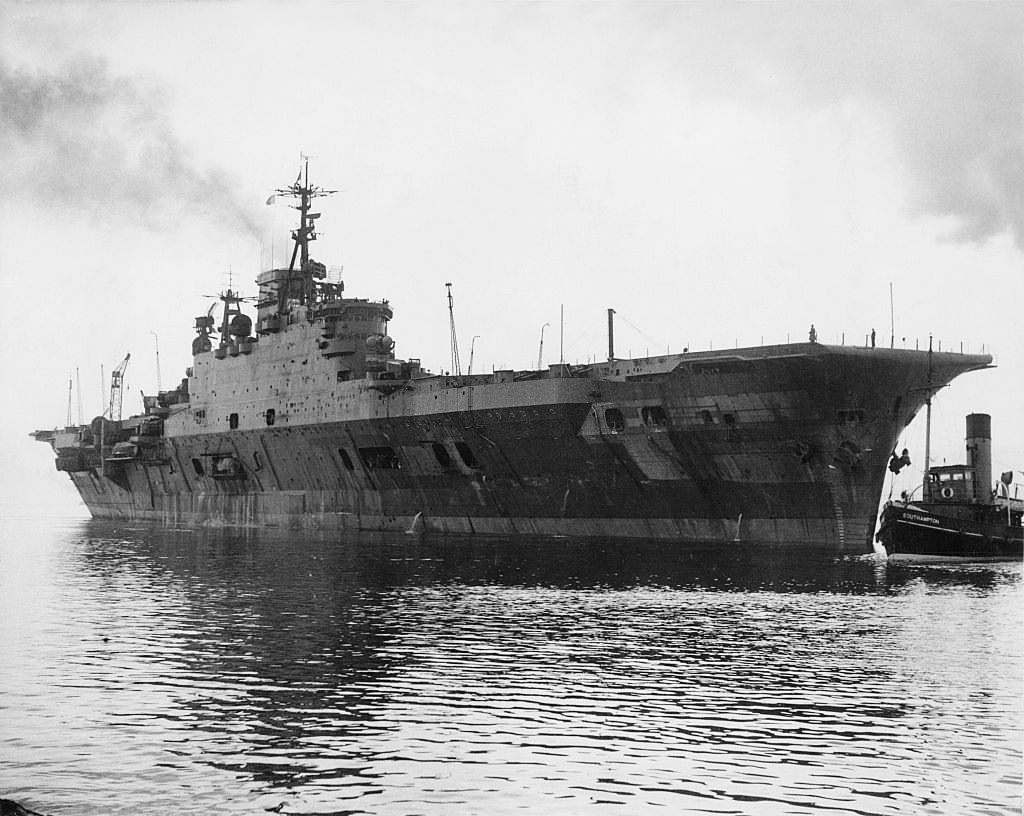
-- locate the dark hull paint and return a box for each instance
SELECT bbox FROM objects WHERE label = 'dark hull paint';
[53,344,992,552]
[877,503,1023,560]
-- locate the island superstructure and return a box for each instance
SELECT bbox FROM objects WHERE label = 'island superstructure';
[32,163,993,550]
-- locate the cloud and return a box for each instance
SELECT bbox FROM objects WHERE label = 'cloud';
[0,56,259,238]
[769,4,1023,248]
[628,3,1024,248]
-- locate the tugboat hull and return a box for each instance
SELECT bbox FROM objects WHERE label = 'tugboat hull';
[877,503,1023,561]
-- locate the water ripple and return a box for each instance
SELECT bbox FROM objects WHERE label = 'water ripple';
[0,518,1019,815]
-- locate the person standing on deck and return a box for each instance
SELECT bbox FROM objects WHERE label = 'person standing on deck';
[871,328,876,348]
[809,324,818,343]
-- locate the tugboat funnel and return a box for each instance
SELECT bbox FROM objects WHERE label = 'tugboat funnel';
[966,413,992,501]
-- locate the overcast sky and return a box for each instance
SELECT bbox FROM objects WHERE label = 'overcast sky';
[1,2,1021,514]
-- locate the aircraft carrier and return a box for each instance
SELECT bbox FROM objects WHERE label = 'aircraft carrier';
[32,164,992,551]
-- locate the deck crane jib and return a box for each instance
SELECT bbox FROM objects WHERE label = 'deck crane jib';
[108,353,130,422]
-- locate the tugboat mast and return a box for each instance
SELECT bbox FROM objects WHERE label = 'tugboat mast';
[923,334,933,501]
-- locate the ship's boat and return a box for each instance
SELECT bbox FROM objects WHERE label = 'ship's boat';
[877,413,1023,560]
[32,163,993,551]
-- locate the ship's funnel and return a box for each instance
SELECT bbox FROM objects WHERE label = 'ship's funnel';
[966,413,992,501]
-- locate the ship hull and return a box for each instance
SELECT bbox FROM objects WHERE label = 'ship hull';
[66,471,856,546]
[52,344,992,552]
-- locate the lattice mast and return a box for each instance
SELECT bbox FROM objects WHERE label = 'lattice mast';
[275,158,337,308]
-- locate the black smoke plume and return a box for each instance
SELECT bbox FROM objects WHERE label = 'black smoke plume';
[0,56,259,237]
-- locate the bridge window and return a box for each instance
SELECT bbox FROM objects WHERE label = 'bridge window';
[194,410,206,424]
[337,448,355,470]
[192,458,205,476]
[229,413,239,429]
[253,451,263,471]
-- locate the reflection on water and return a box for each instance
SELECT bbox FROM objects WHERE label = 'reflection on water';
[1,516,1020,815]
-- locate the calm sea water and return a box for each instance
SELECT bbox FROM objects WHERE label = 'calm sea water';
[0,511,1020,816]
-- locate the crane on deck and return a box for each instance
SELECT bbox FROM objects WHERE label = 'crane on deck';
[108,353,130,421]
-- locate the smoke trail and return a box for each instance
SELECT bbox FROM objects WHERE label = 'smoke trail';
[0,56,259,237]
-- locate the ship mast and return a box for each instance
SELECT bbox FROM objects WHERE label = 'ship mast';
[446,282,461,376]
[923,334,933,501]
[276,158,336,306]
[217,288,246,340]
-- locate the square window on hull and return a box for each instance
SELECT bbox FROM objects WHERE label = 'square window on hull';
[454,442,480,469]
[431,443,453,468]
[358,446,402,470]
[604,408,625,432]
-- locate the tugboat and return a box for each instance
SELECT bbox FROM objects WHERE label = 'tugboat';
[876,412,1023,561]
